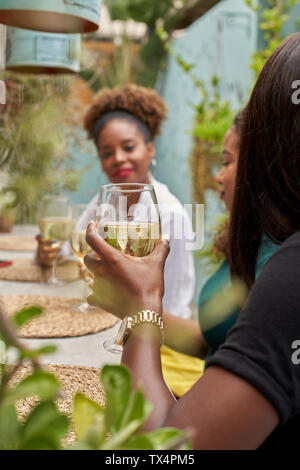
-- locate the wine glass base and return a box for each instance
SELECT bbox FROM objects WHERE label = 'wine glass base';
[46,277,66,287]
[103,338,123,354]
[71,302,95,314]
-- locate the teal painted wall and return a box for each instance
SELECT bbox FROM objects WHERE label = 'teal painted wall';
[258,0,300,47]
[154,0,258,298]
[63,133,108,205]
[282,2,300,36]
[154,0,257,206]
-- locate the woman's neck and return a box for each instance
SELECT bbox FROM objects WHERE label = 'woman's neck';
[143,172,153,185]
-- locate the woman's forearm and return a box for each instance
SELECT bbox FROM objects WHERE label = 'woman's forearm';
[163,311,209,358]
[122,327,279,449]
[121,323,176,431]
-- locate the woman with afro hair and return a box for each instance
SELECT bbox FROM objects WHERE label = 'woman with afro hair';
[80,84,195,322]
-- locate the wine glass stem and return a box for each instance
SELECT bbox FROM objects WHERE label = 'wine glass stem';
[83,278,90,301]
[52,259,57,281]
[116,316,128,346]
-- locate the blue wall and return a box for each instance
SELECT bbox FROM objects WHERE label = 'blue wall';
[154,0,257,206]
[63,133,108,205]
[154,0,258,298]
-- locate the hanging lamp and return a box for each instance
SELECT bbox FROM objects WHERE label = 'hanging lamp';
[6,27,81,74]
[0,0,102,34]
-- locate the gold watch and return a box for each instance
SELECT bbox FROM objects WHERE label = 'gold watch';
[117,310,164,347]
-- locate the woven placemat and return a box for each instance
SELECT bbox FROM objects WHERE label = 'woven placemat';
[0,258,79,282]
[0,235,37,251]
[8,364,105,447]
[1,295,118,338]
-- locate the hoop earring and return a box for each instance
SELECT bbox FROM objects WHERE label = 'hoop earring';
[151,159,157,168]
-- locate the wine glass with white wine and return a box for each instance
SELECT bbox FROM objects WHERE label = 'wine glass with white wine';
[96,183,161,354]
[38,195,72,286]
[70,204,94,313]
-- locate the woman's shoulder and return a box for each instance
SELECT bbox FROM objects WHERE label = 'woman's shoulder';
[87,193,99,208]
[152,179,194,241]
[152,178,183,208]
[252,230,300,297]
[151,177,190,222]
[198,260,230,307]
[256,231,300,276]
[256,236,281,277]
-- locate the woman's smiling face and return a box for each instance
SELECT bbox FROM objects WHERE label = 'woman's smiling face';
[96,119,155,184]
[215,127,240,212]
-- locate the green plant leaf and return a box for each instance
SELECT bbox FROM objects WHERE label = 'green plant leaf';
[80,413,107,449]
[106,0,130,21]
[119,427,192,450]
[67,442,94,450]
[20,401,69,450]
[119,434,154,450]
[20,345,57,359]
[13,306,43,328]
[20,436,59,450]
[5,369,60,405]
[73,393,105,443]
[0,405,22,450]
[120,388,152,430]
[100,420,141,450]
[101,365,132,433]
[146,427,192,450]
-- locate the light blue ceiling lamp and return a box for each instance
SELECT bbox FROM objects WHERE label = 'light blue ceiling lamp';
[0,0,102,34]
[6,27,81,74]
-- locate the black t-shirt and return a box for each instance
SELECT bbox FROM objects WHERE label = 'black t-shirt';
[207,230,300,449]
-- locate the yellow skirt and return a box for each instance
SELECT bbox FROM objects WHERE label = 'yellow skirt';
[161,344,205,398]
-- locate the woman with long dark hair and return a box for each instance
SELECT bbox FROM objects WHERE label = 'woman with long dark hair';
[85,32,300,449]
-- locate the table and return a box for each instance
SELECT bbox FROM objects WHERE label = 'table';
[0,225,121,368]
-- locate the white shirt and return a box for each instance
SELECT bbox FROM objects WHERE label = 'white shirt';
[70,176,195,318]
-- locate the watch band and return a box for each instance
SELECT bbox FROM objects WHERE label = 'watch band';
[122,310,164,346]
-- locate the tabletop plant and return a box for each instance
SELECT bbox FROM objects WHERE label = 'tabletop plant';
[0,304,192,450]
[0,278,247,450]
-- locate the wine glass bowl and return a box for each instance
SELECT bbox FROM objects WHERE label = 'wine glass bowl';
[38,195,72,286]
[96,183,161,353]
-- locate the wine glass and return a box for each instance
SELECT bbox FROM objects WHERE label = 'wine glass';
[96,183,161,354]
[38,195,72,286]
[70,204,94,313]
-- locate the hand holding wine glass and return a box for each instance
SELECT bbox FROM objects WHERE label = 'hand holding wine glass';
[85,183,164,353]
[36,234,61,268]
[37,195,72,286]
[70,204,94,313]
[85,221,170,318]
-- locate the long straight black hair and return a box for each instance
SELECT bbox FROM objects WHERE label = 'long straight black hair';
[229,32,300,288]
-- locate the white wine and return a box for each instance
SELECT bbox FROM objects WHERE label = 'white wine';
[71,231,93,259]
[98,222,160,257]
[39,217,72,242]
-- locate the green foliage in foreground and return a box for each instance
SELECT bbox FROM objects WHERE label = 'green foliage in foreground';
[0,306,192,450]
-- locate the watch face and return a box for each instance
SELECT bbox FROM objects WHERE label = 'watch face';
[116,316,129,346]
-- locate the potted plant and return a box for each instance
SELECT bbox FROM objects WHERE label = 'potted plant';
[0,75,82,225]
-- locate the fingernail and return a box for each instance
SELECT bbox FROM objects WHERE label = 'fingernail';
[162,234,170,243]
[88,220,96,228]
